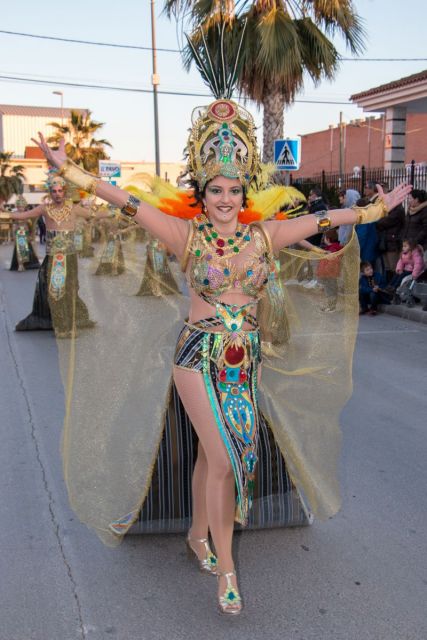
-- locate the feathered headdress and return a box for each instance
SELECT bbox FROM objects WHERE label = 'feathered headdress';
[184,21,260,188]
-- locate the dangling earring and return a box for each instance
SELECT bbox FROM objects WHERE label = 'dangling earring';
[240,206,245,212]
[203,204,207,214]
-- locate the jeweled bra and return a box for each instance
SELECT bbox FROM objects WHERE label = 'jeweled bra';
[185,215,273,300]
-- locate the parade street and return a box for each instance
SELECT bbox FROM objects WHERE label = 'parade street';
[1,254,426,640]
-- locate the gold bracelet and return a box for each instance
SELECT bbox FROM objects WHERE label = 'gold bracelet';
[59,158,99,194]
[352,198,388,225]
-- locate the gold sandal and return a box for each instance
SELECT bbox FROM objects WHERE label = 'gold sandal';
[217,570,243,615]
[186,535,218,575]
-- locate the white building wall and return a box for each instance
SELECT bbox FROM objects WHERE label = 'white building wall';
[2,115,65,157]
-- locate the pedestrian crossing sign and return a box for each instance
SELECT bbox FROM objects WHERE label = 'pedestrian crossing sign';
[274,138,300,170]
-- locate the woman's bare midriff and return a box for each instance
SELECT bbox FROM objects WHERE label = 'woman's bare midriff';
[187,287,258,332]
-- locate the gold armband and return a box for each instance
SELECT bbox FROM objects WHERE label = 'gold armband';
[352,198,388,225]
[59,159,98,196]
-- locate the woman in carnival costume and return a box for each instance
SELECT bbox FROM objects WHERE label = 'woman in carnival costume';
[10,196,40,271]
[34,63,410,614]
[13,172,104,337]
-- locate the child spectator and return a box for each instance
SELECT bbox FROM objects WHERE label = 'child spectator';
[359,261,389,315]
[387,239,425,291]
[387,239,426,304]
[317,228,343,312]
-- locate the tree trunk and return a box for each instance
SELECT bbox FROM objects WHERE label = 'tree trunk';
[262,80,285,163]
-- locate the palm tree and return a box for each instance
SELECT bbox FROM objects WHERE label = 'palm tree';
[0,152,25,206]
[47,110,112,174]
[165,0,365,162]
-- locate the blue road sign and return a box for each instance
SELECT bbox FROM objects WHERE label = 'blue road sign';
[274,138,300,170]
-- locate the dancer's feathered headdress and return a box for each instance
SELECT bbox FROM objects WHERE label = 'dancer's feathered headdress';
[184,21,260,188]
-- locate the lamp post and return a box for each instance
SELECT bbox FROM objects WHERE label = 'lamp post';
[52,90,64,126]
[151,0,161,177]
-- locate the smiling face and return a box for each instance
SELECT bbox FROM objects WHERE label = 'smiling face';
[203,176,244,228]
[50,184,65,205]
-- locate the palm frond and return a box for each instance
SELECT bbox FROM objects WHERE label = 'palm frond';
[184,16,247,99]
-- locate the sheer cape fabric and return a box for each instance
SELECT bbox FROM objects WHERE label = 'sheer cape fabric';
[56,227,360,546]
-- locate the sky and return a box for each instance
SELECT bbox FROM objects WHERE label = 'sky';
[1,0,427,164]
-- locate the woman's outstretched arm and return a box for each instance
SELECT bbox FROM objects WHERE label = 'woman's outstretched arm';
[33,134,189,257]
[266,183,412,252]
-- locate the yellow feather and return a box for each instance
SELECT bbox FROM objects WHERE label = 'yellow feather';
[248,185,306,220]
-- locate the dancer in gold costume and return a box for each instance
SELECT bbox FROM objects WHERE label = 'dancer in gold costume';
[13,174,106,337]
[33,40,411,614]
[10,196,40,271]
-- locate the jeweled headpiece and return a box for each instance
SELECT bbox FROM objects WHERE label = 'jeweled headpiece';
[187,99,260,188]
[46,168,67,191]
[184,21,260,188]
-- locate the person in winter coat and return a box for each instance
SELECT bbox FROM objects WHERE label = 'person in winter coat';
[338,189,360,245]
[356,185,379,266]
[306,187,328,247]
[403,189,427,259]
[376,183,405,281]
[359,261,389,315]
[386,239,425,291]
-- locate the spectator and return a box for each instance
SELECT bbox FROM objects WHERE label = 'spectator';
[376,182,405,282]
[306,186,328,247]
[403,189,427,261]
[338,189,360,245]
[356,184,379,266]
[386,239,425,304]
[359,261,389,316]
[317,228,343,312]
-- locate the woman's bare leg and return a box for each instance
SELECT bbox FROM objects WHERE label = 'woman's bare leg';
[173,367,239,596]
[188,443,209,541]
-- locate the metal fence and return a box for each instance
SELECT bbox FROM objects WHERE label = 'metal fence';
[290,161,427,206]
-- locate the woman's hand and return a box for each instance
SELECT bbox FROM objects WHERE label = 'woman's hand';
[377,183,412,212]
[31,132,67,169]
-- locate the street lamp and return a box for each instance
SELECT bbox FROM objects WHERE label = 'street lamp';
[52,91,64,126]
[150,0,161,177]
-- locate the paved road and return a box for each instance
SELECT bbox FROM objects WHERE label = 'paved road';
[1,249,426,640]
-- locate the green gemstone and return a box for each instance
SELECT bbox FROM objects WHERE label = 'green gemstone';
[205,236,212,242]
[195,249,201,257]
[228,238,234,245]
[233,246,239,253]
[211,231,218,238]
[198,224,205,231]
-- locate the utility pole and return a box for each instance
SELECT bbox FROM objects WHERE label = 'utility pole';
[339,111,344,183]
[151,0,161,177]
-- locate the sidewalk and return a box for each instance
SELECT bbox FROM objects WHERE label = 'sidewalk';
[380,301,427,324]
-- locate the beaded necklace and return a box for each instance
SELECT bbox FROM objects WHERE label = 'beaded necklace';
[195,214,251,259]
[46,202,72,226]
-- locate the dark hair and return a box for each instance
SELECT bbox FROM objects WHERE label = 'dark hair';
[402,238,419,251]
[410,188,427,203]
[324,228,339,243]
[360,261,372,272]
[338,190,346,198]
[190,178,248,210]
[309,186,323,198]
[365,181,378,192]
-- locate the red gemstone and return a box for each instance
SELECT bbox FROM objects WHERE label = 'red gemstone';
[219,369,227,382]
[224,344,245,366]
[216,248,224,256]
[216,238,225,247]
[239,370,247,383]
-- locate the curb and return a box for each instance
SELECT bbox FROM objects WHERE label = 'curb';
[379,303,427,325]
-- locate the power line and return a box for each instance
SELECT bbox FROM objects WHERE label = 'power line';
[1,29,426,62]
[0,29,180,52]
[0,73,352,104]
